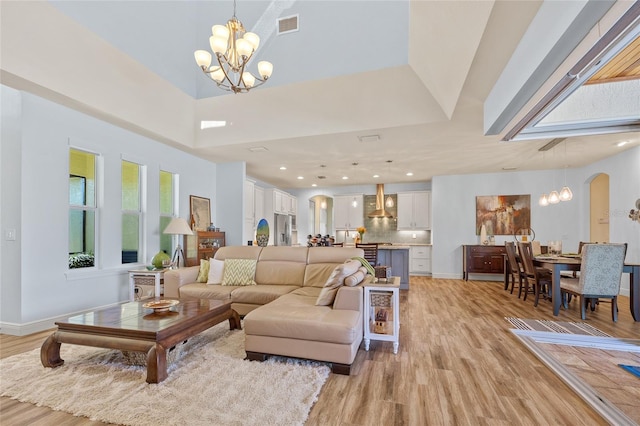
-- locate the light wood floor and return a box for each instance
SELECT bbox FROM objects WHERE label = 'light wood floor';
[2,276,639,425]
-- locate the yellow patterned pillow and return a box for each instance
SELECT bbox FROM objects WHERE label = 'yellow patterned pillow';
[196,259,210,283]
[221,259,257,286]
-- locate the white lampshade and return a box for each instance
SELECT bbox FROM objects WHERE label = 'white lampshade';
[163,217,194,236]
[210,35,228,54]
[209,66,225,83]
[548,190,560,204]
[539,194,549,206]
[258,61,273,79]
[244,32,260,50]
[211,24,230,39]
[559,186,573,201]
[235,38,253,57]
[242,72,255,88]
[194,50,212,68]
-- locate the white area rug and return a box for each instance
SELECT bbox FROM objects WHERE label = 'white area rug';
[1,322,330,426]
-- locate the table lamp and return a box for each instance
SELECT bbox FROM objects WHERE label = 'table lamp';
[163,217,194,268]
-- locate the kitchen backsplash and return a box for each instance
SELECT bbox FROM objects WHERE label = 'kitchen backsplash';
[334,194,431,245]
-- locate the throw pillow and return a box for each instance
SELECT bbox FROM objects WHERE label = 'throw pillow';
[221,259,257,286]
[344,269,366,287]
[207,258,225,285]
[196,259,210,283]
[315,259,360,306]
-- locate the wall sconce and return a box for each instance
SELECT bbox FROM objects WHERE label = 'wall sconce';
[630,199,640,223]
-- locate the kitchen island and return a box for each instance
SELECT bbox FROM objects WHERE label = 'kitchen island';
[377,246,410,290]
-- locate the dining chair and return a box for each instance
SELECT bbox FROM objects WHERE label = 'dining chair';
[531,240,542,256]
[560,243,626,321]
[517,242,552,307]
[356,243,378,266]
[332,242,344,247]
[504,242,526,297]
[561,241,597,278]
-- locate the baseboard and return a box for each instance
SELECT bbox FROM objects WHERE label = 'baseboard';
[0,301,123,336]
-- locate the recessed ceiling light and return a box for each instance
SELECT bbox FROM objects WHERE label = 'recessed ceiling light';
[342,176,349,180]
[406,172,413,176]
[617,141,629,147]
[311,183,317,187]
[200,120,226,129]
[373,174,380,178]
[279,166,287,170]
[297,176,304,180]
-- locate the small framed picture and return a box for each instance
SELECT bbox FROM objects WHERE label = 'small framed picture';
[189,195,211,231]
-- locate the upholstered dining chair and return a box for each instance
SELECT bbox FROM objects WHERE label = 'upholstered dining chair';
[560,243,626,321]
[517,242,552,307]
[356,243,378,266]
[504,242,526,297]
[332,242,344,247]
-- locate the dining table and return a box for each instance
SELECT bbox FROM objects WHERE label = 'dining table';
[533,255,640,322]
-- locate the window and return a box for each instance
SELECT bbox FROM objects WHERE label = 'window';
[121,160,142,264]
[159,170,175,255]
[69,149,97,269]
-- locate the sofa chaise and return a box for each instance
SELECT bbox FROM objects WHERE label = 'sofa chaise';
[164,245,369,374]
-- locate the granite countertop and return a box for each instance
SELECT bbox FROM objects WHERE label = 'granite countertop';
[343,243,431,249]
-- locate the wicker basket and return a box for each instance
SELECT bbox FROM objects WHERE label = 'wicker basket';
[131,275,163,299]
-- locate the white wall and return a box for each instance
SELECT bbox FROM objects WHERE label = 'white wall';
[0,87,217,334]
[432,145,640,295]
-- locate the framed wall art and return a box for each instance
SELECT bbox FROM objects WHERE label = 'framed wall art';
[476,194,530,236]
[190,195,211,231]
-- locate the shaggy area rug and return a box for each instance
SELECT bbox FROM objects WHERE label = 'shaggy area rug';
[0,322,330,426]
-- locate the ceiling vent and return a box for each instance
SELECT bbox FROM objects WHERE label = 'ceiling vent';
[278,15,299,35]
[358,134,381,143]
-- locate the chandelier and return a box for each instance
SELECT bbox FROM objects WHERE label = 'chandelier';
[194,1,273,94]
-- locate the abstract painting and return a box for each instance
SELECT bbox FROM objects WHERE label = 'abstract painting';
[476,194,530,236]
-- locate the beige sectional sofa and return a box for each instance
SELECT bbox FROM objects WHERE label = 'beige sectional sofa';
[164,245,368,374]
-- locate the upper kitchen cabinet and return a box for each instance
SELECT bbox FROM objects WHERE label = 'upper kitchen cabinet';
[244,180,255,221]
[334,194,364,231]
[270,189,297,215]
[397,191,431,230]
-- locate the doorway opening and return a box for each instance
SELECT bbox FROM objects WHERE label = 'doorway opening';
[589,173,609,243]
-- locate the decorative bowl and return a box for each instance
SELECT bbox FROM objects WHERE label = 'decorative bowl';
[142,300,179,313]
[145,265,156,271]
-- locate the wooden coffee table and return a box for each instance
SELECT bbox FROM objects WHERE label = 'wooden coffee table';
[41,298,240,383]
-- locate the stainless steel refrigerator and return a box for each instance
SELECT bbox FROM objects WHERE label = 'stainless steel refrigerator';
[273,213,292,246]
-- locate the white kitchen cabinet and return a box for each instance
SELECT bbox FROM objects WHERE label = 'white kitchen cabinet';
[244,182,265,245]
[397,191,431,230]
[410,246,432,275]
[254,186,264,225]
[244,180,255,221]
[334,194,363,231]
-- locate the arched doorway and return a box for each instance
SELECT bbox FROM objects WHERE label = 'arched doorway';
[589,173,609,243]
[309,195,333,236]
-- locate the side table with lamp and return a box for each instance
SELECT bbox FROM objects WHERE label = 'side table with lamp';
[128,217,194,301]
[162,217,194,268]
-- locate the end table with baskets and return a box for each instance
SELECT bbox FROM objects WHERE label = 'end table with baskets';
[363,276,400,354]
[128,269,166,301]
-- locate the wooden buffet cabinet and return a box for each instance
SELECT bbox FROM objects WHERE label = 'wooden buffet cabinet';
[462,244,506,280]
[184,231,225,267]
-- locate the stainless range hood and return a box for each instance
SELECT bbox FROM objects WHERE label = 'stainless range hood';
[368,184,393,218]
